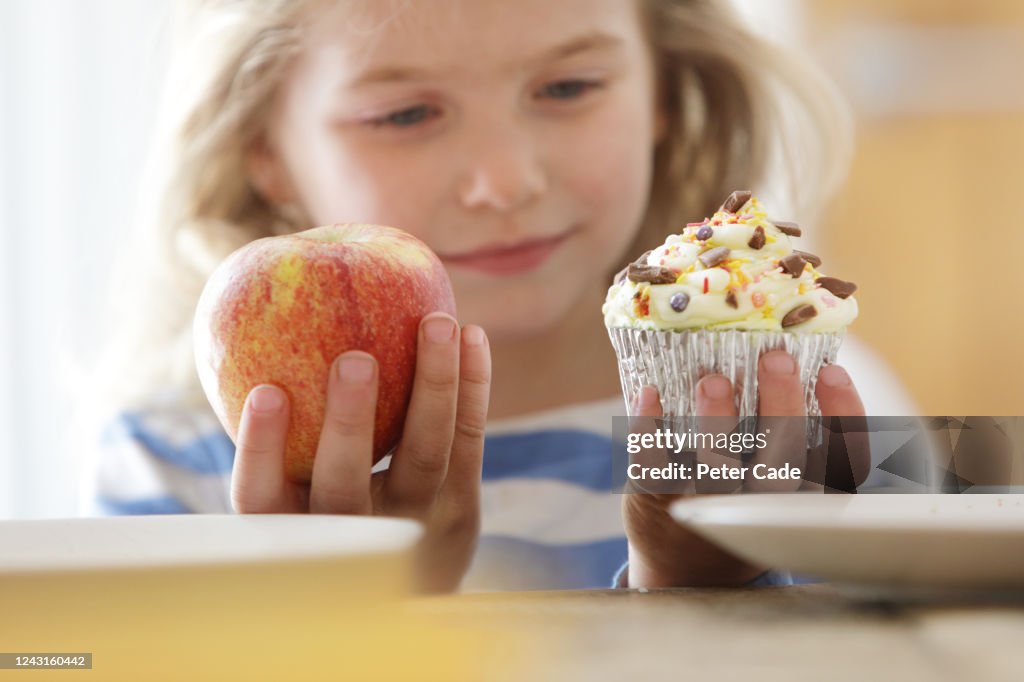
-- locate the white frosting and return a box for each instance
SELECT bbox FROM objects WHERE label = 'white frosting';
[603,197,858,333]
[645,240,700,272]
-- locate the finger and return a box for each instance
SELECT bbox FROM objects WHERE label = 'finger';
[231,385,306,513]
[626,385,688,496]
[419,324,493,593]
[633,385,663,420]
[434,324,491,512]
[386,313,460,517]
[310,352,377,515]
[746,351,807,492]
[809,364,871,490]
[757,351,806,416]
[695,375,743,494]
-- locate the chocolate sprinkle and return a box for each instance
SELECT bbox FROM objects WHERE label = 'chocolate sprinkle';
[747,226,766,250]
[816,276,857,299]
[774,221,802,237]
[781,304,817,328]
[696,225,714,241]
[670,292,690,313]
[627,263,677,285]
[778,253,807,277]
[793,250,821,268]
[698,246,730,268]
[725,290,738,309]
[721,190,752,214]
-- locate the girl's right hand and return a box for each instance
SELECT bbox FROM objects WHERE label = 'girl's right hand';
[228,312,492,594]
[622,350,871,588]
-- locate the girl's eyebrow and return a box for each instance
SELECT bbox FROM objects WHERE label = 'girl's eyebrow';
[525,31,625,69]
[344,31,625,89]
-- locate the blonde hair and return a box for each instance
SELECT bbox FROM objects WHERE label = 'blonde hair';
[90,0,852,413]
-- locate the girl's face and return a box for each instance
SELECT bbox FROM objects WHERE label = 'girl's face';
[257,0,662,340]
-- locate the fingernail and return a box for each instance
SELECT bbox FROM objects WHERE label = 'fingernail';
[250,385,283,413]
[700,375,732,400]
[764,352,796,375]
[462,325,486,346]
[337,354,374,384]
[819,364,851,388]
[634,385,659,411]
[424,316,456,343]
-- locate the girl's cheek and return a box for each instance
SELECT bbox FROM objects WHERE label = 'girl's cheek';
[558,103,655,231]
[302,138,446,238]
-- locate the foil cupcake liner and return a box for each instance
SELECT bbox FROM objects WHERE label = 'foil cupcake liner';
[607,327,844,450]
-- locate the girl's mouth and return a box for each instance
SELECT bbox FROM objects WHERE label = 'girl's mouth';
[439,226,579,276]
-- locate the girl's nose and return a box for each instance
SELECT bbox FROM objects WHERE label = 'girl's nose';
[457,134,547,212]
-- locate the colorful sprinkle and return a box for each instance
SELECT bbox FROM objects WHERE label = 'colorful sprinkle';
[670,292,690,313]
[634,289,651,317]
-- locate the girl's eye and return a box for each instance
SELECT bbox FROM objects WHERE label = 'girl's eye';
[369,105,439,128]
[538,79,602,101]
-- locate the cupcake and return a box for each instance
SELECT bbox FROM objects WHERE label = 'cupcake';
[604,191,858,437]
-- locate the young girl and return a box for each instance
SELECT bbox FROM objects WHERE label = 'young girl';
[84,0,910,591]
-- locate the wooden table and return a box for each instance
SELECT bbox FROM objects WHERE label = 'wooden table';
[408,585,1024,681]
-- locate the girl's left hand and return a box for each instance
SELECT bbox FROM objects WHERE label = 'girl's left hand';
[230,314,492,594]
[622,350,871,588]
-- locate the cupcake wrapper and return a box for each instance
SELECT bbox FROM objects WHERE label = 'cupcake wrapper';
[607,327,844,449]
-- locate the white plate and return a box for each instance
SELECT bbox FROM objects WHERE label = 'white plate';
[670,494,1024,592]
[0,513,421,573]
[0,514,427,675]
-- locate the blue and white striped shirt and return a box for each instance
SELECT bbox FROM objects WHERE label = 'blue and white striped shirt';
[83,393,632,591]
[82,336,915,591]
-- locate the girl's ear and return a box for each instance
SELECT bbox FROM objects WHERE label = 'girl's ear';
[245,136,296,205]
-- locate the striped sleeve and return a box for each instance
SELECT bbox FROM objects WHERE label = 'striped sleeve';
[463,398,630,591]
[81,404,236,516]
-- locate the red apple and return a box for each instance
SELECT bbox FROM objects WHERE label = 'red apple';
[193,223,457,484]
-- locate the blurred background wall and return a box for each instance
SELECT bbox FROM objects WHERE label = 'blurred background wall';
[805,0,1024,415]
[0,1,172,518]
[0,0,1021,518]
